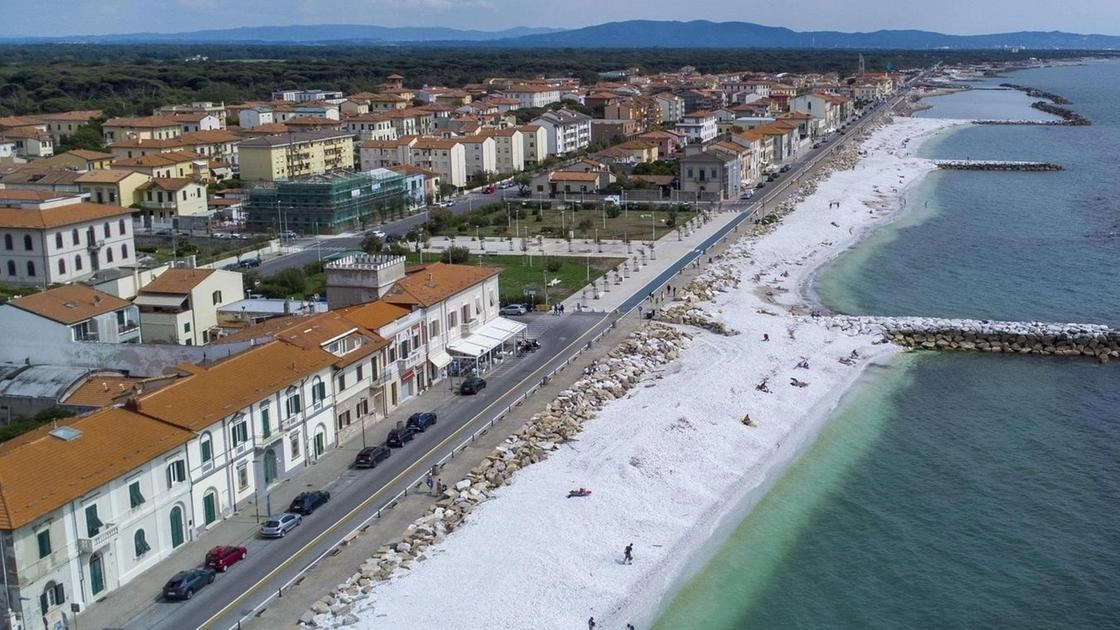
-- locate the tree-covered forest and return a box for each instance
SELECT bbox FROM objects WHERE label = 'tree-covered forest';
[0,45,1105,117]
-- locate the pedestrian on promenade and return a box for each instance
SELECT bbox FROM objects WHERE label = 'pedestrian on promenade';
[624,543,634,564]
[588,616,596,630]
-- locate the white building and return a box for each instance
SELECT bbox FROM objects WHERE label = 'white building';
[675,111,719,144]
[530,109,592,157]
[134,268,244,346]
[457,135,497,179]
[0,195,136,286]
[501,86,563,109]
[0,284,142,345]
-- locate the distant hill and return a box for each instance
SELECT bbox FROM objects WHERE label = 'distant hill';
[1,24,560,44]
[3,20,1119,49]
[498,20,1120,49]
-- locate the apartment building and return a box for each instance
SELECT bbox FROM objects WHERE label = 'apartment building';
[237,131,355,182]
[531,109,592,156]
[134,268,244,345]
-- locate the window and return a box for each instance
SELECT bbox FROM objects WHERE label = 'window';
[260,403,271,438]
[231,419,249,447]
[72,228,79,246]
[5,261,13,276]
[40,581,65,615]
[58,259,66,275]
[74,255,82,271]
[3,234,11,250]
[212,290,222,305]
[399,341,409,358]
[122,243,129,259]
[448,312,457,328]
[337,373,346,391]
[311,377,326,405]
[128,481,145,508]
[103,222,110,238]
[26,261,35,277]
[200,433,213,464]
[85,504,103,537]
[356,364,364,381]
[184,322,191,333]
[119,219,126,234]
[55,233,63,249]
[134,529,151,557]
[289,432,301,459]
[166,459,186,487]
[106,248,114,263]
[23,234,32,251]
[37,529,51,558]
[236,462,249,491]
[285,387,301,417]
[388,345,397,362]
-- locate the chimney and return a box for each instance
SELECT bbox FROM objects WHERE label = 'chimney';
[101,382,109,392]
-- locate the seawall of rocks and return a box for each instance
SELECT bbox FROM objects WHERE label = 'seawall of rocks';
[822,315,1120,362]
[934,160,1063,172]
[303,323,692,627]
[653,264,741,335]
[999,83,1072,104]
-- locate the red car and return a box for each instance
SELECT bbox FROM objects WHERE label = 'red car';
[483,185,496,194]
[205,545,247,572]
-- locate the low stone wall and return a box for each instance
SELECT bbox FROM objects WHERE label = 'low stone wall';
[304,323,692,627]
[822,315,1120,362]
[935,160,1063,171]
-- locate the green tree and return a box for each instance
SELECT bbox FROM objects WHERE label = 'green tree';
[360,234,385,254]
[441,245,471,264]
[260,268,307,298]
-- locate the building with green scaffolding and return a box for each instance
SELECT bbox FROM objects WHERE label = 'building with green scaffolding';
[245,169,408,235]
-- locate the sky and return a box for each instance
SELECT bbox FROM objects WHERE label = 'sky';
[2,0,1117,37]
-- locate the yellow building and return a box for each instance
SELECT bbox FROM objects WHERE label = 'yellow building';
[102,116,183,143]
[39,149,116,171]
[113,151,209,180]
[74,169,152,207]
[136,178,209,229]
[237,131,355,182]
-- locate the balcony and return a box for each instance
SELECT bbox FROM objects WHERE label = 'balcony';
[396,352,423,373]
[460,319,480,336]
[78,523,118,554]
[140,200,178,210]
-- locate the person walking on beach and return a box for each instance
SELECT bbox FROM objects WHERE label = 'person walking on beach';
[588,616,596,630]
[624,543,634,564]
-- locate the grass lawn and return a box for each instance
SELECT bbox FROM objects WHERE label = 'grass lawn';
[438,202,695,242]
[135,236,272,265]
[402,252,624,307]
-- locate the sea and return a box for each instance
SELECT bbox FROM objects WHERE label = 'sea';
[654,59,1120,629]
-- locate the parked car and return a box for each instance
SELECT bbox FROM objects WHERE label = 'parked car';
[387,426,417,447]
[238,258,261,268]
[780,164,792,173]
[354,445,391,468]
[288,490,331,515]
[482,185,496,194]
[368,229,387,239]
[162,567,216,600]
[407,412,438,432]
[280,230,300,239]
[205,545,247,572]
[756,182,766,189]
[499,303,529,316]
[460,376,487,395]
[222,263,241,271]
[739,190,754,200]
[259,512,302,538]
[440,199,455,207]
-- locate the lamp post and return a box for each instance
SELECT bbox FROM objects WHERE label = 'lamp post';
[586,254,591,282]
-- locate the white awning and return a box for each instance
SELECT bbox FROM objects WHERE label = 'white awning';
[428,349,452,369]
[447,338,489,358]
[478,317,527,342]
[133,294,188,308]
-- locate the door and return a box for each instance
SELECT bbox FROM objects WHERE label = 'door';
[314,428,325,457]
[89,553,105,596]
[263,448,278,485]
[203,491,218,525]
[169,506,185,548]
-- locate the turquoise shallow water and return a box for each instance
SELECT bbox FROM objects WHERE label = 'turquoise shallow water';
[655,60,1120,630]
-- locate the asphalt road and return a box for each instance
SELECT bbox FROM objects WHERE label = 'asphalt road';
[120,310,598,630]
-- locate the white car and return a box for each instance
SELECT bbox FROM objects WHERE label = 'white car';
[369,229,387,239]
[259,512,302,538]
[499,304,529,316]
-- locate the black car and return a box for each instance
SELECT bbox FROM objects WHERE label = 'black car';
[407,412,438,432]
[354,445,391,468]
[288,490,330,515]
[163,567,216,600]
[238,258,261,268]
[386,426,417,447]
[460,376,487,395]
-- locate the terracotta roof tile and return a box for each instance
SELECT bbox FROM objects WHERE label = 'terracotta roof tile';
[139,268,216,295]
[381,262,500,308]
[9,284,130,324]
[0,202,131,230]
[337,300,411,330]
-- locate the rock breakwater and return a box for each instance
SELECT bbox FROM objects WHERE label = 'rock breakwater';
[821,315,1120,362]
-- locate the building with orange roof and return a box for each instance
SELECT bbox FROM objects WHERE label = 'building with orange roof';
[102,116,183,143]
[0,126,54,158]
[134,268,243,346]
[1,283,140,345]
[0,195,135,286]
[112,151,209,181]
[135,177,209,230]
[38,149,115,172]
[74,169,151,208]
[0,406,195,628]
[342,113,398,142]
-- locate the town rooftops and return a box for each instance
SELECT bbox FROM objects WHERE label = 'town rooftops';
[74,169,147,184]
[138,268,215,295]
[34,110,103,122]
[0,407,194,529]
[103,116,182,128]
[236,130,354,147]
[0,202,130,230]
[549,171,601,182]
[66,149,115,160]
[8,284,131,325]
[381,262,500,309]
[134,341,337,431]
[114,151,206,168]
[138,177,196,192]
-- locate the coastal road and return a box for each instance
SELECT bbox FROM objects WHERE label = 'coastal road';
[120,311,599,630]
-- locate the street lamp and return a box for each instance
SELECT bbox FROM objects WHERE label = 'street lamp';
[586,254,590,282]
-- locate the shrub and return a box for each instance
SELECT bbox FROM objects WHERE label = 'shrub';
[441,245,471,264]
[544,258,562,273]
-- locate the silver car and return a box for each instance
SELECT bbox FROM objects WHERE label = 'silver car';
[259,512,302,538]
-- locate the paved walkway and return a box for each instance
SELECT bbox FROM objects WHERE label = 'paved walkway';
[77,204,752,630]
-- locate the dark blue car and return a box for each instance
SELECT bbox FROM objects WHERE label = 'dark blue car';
[163,567,216,600]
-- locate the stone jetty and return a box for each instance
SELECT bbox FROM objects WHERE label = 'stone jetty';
[999,83,1072,104]
[302,323,693,627]
[934,160,1063,171]
[821,315,1120,363]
